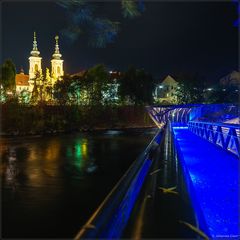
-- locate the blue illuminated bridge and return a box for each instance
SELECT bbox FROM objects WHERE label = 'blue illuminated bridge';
[75,104,239,239]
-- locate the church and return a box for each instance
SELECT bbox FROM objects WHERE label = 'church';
[15,32,64,94]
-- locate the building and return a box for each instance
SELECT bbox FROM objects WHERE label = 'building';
[15,32,64,95]
[219,70,240,87]
[154,75,178,104]
[15,68,30,94]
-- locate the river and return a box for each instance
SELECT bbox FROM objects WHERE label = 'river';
[1,128,156,238]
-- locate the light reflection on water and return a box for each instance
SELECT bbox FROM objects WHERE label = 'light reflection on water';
[1,129,156,238]
[5,147,18,190]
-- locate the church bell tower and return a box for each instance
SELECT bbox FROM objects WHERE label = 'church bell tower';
[29,32,42,92]
[29,32,42,81]
[51,35,64,82]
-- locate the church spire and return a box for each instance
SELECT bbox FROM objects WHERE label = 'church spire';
[30,31,40,57]
[54,35,60,54]
[52,35,62,60]
[51,35,64,81]
[33,32,37,51]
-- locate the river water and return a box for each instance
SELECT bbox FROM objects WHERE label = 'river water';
[1,128,156,238]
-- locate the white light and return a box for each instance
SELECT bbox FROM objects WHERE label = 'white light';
[207,88,213,91]
[159,85,163,89]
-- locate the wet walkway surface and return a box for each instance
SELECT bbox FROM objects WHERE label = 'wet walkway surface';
[123,128,197,239]
[173,127,239,238]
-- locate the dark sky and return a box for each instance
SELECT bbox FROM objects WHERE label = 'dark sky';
[2,1,239,83]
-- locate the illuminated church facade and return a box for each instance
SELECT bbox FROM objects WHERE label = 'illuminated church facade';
[15,32,64,94]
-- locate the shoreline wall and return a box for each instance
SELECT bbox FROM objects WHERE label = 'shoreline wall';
[1,104,155,135]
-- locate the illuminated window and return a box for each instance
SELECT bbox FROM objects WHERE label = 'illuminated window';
[34,64,38,72]
[57,66,61,74]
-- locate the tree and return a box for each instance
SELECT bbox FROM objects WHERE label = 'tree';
[30,71,46,104]
[175,73,204,104]
[135,69,154,104]
[119,67,154,105]
[0,59,16,92]
[57,0,145,47]
[205,85,239,104]
[119,66,136,104]
[84,64,109,105]
[18,90,31,104]
[44,68,54,101]
[53,75,73,105]
[0,85,6,103]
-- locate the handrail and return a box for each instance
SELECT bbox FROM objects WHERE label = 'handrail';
[146,104,239,126]
[74,127,163,239]
[188,121,240,157]
[188,120,240,129]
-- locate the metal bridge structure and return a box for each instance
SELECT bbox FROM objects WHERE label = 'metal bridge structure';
[75,104,239,240]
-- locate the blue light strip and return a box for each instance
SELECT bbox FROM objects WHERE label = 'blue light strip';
[188,121,240,157]
[102,159,152,239]
[173,127,239,238]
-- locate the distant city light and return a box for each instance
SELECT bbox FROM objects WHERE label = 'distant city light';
[207,88,213,91]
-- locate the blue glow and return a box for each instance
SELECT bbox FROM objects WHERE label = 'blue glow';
[188,121,240,157]
[101,159,152,238]
[172,126,188,129]
[173,127,239,238]
[232,0,240,27]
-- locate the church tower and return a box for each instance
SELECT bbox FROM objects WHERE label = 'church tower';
[51,35,64,82]
[29,32,42,81]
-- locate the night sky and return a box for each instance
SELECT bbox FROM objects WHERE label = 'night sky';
[2,1,239,83]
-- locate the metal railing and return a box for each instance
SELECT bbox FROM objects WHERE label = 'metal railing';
[74,128,163,239]
[188,121,240,157]
[146,104,239,127]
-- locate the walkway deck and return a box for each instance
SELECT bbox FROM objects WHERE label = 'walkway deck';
[173,127,239,238]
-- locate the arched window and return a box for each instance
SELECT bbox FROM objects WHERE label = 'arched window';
[34,64,38,72]
[57,66,61,74]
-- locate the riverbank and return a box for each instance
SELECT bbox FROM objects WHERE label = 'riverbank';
[1,104,155,136]
[0,126,156,138]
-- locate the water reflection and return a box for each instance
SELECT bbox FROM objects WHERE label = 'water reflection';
[82,139,88,157]
[66,138,89,172]
[1,129,155,238]
[45,139,60,161]
[5,147,18,190]
[42,139,61,178]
